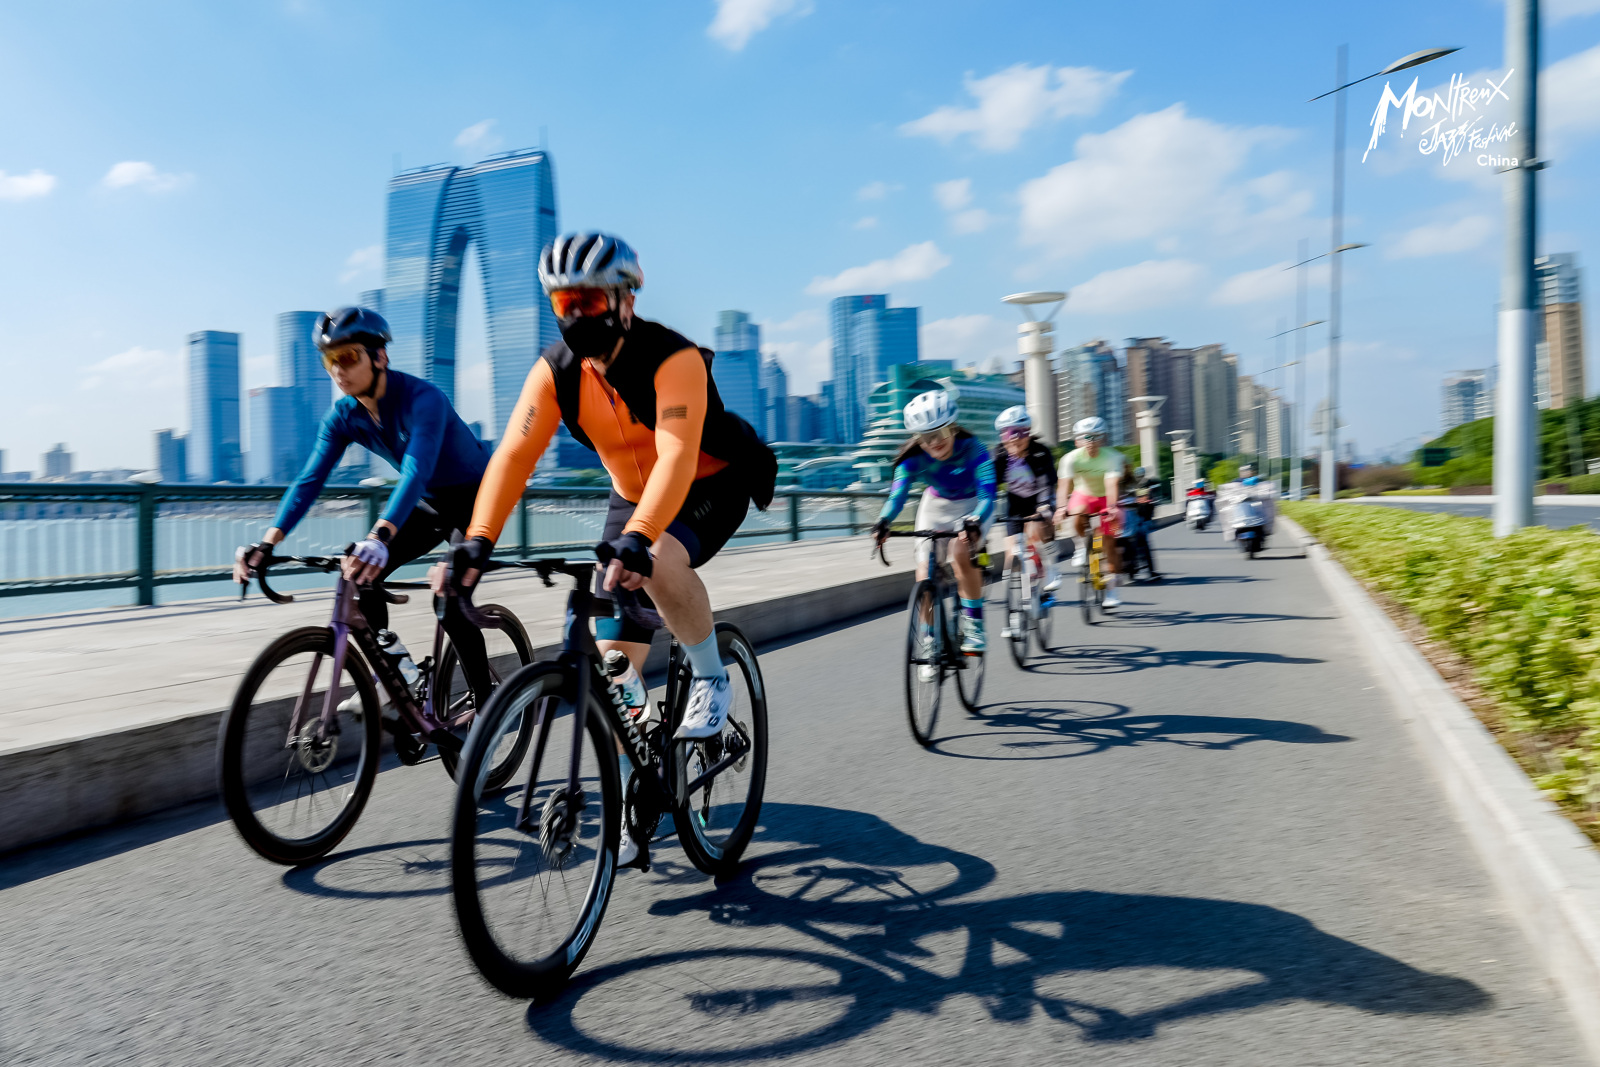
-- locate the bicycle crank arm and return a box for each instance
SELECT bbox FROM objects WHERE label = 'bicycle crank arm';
[680,732,751,798]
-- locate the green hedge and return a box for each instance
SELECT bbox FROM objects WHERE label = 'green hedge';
[1284,502,1600,817]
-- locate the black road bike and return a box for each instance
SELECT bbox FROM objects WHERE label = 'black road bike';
[1003,515,1056,668]
[878,530,986,747]
[449,558,769,1000]
[218,551,533,865]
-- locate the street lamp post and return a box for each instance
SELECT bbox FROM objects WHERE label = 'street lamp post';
[1310,43,1459,502]
[1269,309,1326,499]
[1003,291,1067,447]
[1128,396,1166,474]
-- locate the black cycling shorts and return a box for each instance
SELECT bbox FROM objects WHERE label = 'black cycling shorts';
[594,466,753,643]
[1003,493,1055,538]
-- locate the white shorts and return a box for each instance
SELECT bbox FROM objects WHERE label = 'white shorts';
[914,494,989,563]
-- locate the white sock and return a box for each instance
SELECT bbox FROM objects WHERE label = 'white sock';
[684,632,727,680]
[618,751,634,783]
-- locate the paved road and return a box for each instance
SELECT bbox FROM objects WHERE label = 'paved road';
[1356,497,1600,531]
[0,523,1586,1065]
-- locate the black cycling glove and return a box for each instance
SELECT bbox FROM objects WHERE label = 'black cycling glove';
[450,535,495,596]
[238,541,273,577]
[596,531,653,579]
[870,518,891,542]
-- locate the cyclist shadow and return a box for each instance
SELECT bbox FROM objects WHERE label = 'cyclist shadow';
[934,699,1351,761]
[527,803,1488,1059]
[1024,643,1323,675]
[1070,608,1332,627]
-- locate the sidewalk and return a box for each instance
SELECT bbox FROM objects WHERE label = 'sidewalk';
[0,537,914,854]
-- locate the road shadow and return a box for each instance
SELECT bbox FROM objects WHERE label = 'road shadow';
[937,699,1350,761]
[1133,573,1259,585]
[1072,608,1331,628]
[526,803,1487,1060]
[1021,643,1322,675]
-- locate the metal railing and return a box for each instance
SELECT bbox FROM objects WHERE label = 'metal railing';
[0,482,893,604]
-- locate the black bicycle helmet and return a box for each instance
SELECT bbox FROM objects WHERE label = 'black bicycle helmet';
[315,306,392,352]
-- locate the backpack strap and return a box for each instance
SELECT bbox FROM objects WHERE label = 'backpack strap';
[541,343,598,453]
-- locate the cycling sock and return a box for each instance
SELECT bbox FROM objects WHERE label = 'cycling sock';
[684,632,727,680]
[961,597,984,621]
[618,751,634,784]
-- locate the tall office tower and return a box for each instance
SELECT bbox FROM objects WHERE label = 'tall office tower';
[358,289,385,316]
[277,311,328,464]
[713,311,765,433]
[829,296,917,443]
[1235,375,1261,455]
[785,396,822,442]
[246,386,303,483]
[761,355,789,441]
[1441,370,1492,432]
[187,330,243,483]
[819,380,840,443]
[1191,344,1239,455]
[154,429,188,483]
[385,149,558,439]
[1056,340,1125,444]
[41,443,73,480]
[1535,253,1585,409]
[1122,337,1195,444]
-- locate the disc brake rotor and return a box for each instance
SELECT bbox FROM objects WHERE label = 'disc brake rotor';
[539,788,585,869]
[294,720,338,774]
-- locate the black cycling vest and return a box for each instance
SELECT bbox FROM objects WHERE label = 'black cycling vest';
[541,318,778,510]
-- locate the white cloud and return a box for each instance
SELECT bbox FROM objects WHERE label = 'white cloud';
[805,241,952,296]
[82,346,180,391]
[1545,42,1600,137]
[933,178,972,211]
[0,169,56,201]
[901,63,1132,152]
[854,215,879,230]
[765,308,822,332]
[340,244,383,283]
[761,338,830,391]
[857,180,899,201]
[1389,214,1494,259]
[101,161,189,192]
[455,119,502,152]
[950,208,992,234]
[922,314,1013,367]
[1017,105,1301,254]
[707,0,812,51]
[1212,261,1294,306]
[1549,0,1600,19]
[1069,259,1205,314]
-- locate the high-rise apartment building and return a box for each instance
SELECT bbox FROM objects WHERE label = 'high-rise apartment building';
[1191,344,1239,456]
[761,356,789,441]
[154,429,188,483]
[1056,340,1125,444]
[1441,370,1492,432]
[1236,377,1289,459]
[1535,253,1585,409]
[1123,338,1195,444]
[187,331,243,483]
[385,149,558,439]
[41,443,73,480]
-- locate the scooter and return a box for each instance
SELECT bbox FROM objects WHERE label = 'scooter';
[1231,496,1268,558]
[1185,493,1212,531]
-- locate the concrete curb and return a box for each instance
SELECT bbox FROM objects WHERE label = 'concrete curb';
[0,567,915,858]
[1283,516,1600,1060]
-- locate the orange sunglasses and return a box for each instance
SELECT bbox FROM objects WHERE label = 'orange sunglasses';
[549,287,612,319]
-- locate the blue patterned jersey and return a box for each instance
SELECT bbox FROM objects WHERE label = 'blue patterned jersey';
[878,435,997,524]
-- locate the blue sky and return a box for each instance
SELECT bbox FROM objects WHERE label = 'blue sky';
[3,0,1600,470]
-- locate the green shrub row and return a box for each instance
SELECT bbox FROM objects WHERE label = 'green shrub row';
[1284,502,1600,816]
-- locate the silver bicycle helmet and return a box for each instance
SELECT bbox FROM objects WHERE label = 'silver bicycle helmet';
[994,405,1032,432]
[539,232,644,293]
[904,390,957,433]
[1073,416,1108,439]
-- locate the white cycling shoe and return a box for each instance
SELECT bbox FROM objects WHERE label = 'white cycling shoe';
[1043,567,1063,592]
[917,631,938,682]
[1070,546,1088,567]
[1102,574,1123,608]
[618,825,641,868]
[676,675,732,739]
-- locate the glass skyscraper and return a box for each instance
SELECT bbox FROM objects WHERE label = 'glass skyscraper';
[246,386,302,483]
[760,355,788,441]
[713,311,764,435]
[828,295,920,444]
[187,330,243,483]
[384,149,559,440]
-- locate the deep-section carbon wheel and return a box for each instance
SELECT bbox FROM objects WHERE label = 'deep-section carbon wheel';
[218,626,382,865]
[1004,565,1028,669]
[904,581,942,746]
[437,603,534,790]
[673,624,769,877]
[451,663,619,999]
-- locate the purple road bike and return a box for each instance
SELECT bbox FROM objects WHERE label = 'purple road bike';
[217,550,533,865]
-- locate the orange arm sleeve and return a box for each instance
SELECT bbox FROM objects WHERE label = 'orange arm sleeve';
[624,347,707,543]
[465,360,561,542]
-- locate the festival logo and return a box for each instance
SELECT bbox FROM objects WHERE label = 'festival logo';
[1363,70,1517,169]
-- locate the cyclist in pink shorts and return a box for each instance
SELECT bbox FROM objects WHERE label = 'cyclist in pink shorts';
[1053,416,1128,607]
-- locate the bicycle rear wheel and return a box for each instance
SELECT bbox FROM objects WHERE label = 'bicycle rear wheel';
[1033,573,1054,655]
[1004,564,1028,669]
[673,624,769,876]
[954,595,986,713]
[904,581,942,746]
[218,626,382,865]
[451,662,619,999]
[1078,564,1095,626]
[437,603,534,790]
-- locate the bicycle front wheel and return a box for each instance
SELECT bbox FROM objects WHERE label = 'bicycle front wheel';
[904,581,942,746]
[1004,565,1028,669]
[451,662,620,999]
[1034,574,1054,655]
[218,626,382,865]
[437,603,534,790]
[673,624,769,876]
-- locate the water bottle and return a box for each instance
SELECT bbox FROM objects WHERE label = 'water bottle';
[603,650,649,719]
[377,629,421,688]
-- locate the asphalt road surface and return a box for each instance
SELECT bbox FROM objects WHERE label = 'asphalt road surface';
[0,523,1587,1065]
[1357,497,1600,532]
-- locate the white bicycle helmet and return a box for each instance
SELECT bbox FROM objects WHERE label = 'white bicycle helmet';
[994,405,1031,433]
[1073,416,1109,439]
[904,390,957,433]
[539,232,644,293]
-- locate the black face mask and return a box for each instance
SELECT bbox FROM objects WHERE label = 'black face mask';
[559,311,627,360]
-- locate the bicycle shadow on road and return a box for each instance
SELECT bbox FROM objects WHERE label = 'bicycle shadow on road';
[525,803,1487,1060]
[934,698,1351,762]
[1067,607,1331,628]
[1025,643,1323,675]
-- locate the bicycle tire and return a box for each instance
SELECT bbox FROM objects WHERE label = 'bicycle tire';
[904,581,942,746]
[451,661,620,1000]
[954,610,986,713]
[1004,563,1028,669]
[437,603,535,790]
[673,623,769,876]
[1034,575,1054,655]
[218,626,382,865]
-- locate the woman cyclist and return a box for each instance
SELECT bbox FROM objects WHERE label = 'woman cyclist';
[870,390,997,653]
[993,406,1061,619]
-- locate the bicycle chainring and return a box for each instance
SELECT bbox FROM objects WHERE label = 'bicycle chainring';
[625,772,662,846]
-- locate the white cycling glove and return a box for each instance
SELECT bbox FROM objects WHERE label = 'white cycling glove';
[350,538,389,571]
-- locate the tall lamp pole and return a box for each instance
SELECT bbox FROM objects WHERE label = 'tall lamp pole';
[1004,291,1066,447]
[1494,0,1542,535]
[1269,308,1326,499]
[1310,43,1459,501]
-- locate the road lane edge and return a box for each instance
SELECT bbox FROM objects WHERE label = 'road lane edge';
[1284,516,1600,1060]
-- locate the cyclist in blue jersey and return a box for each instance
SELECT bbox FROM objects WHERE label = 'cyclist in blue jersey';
[870,390,997,653]
[233,306,495,705]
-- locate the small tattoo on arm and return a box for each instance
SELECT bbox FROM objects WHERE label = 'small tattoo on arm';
[519,406,537,436]
[662,405,688,421]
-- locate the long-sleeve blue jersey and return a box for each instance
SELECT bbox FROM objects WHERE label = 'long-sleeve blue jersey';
[878,434,997,525]
[271,369,490,534]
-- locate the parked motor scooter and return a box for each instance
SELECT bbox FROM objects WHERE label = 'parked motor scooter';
[1185,493,1212,531]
